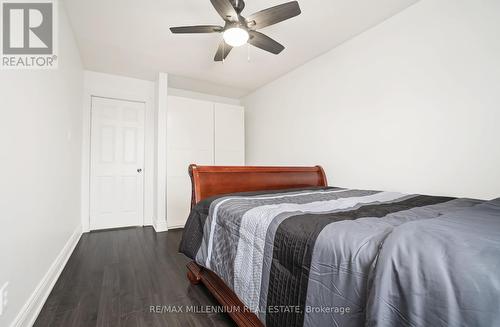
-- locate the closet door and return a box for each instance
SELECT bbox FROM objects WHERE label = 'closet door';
[167,96,214,228]
[214,104,245,165]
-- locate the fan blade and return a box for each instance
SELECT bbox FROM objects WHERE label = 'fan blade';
[214,40,233,61]
[246,1,301,29]
[248,31,284,54]
[170,25,223,34]
[210,0,239,22]
[229,0,245,13]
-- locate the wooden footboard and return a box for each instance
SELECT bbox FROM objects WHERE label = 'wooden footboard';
[187,261,264,327]
[185,165,328,327]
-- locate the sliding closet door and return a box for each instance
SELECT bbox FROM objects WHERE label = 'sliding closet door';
[214,104,245,165]
[167,96,214,228]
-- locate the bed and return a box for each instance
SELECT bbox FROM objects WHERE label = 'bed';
[179,165,499,327]
[366,198,500,327]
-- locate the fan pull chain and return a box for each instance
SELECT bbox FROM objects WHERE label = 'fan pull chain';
[247,43,250,62]
[222,39,225,63]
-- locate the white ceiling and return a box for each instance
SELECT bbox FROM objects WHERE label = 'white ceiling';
[64,0,418,98]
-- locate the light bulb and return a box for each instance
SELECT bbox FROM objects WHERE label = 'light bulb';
[223,27,249,47]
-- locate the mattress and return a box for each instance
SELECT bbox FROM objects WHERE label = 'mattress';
[179,187,497,327]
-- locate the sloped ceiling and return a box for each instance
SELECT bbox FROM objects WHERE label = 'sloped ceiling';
[64,0,418,97]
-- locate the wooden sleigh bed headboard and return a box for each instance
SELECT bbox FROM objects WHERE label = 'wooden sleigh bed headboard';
[188,164,328,208]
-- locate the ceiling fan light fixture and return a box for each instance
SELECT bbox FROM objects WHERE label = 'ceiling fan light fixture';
[170,0,302,61]
[223,27,249,47]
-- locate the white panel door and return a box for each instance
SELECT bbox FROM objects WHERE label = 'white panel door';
[215,104,245,165]
[167,96,214,228]
[90,97,145,230]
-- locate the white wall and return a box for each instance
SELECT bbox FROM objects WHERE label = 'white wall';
[244,0,500,200]
[0,3,84,326]
[155,73,168,232]
[169,88,241,106]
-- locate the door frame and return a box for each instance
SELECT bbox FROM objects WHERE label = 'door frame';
[89,95,146,230]
[81,72,156,233]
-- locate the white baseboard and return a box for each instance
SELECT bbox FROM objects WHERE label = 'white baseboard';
[167,224,185,230]
[10,225,82,327]
[153,219,168,232]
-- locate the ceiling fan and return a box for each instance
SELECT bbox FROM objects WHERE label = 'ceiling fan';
[170,0,301,61]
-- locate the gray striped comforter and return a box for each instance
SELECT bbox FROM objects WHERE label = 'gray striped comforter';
[180,187,491,327]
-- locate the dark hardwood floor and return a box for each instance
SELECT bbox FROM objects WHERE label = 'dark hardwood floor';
[34,227,235,327]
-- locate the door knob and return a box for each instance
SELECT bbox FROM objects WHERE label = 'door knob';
[137,168,142,173]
